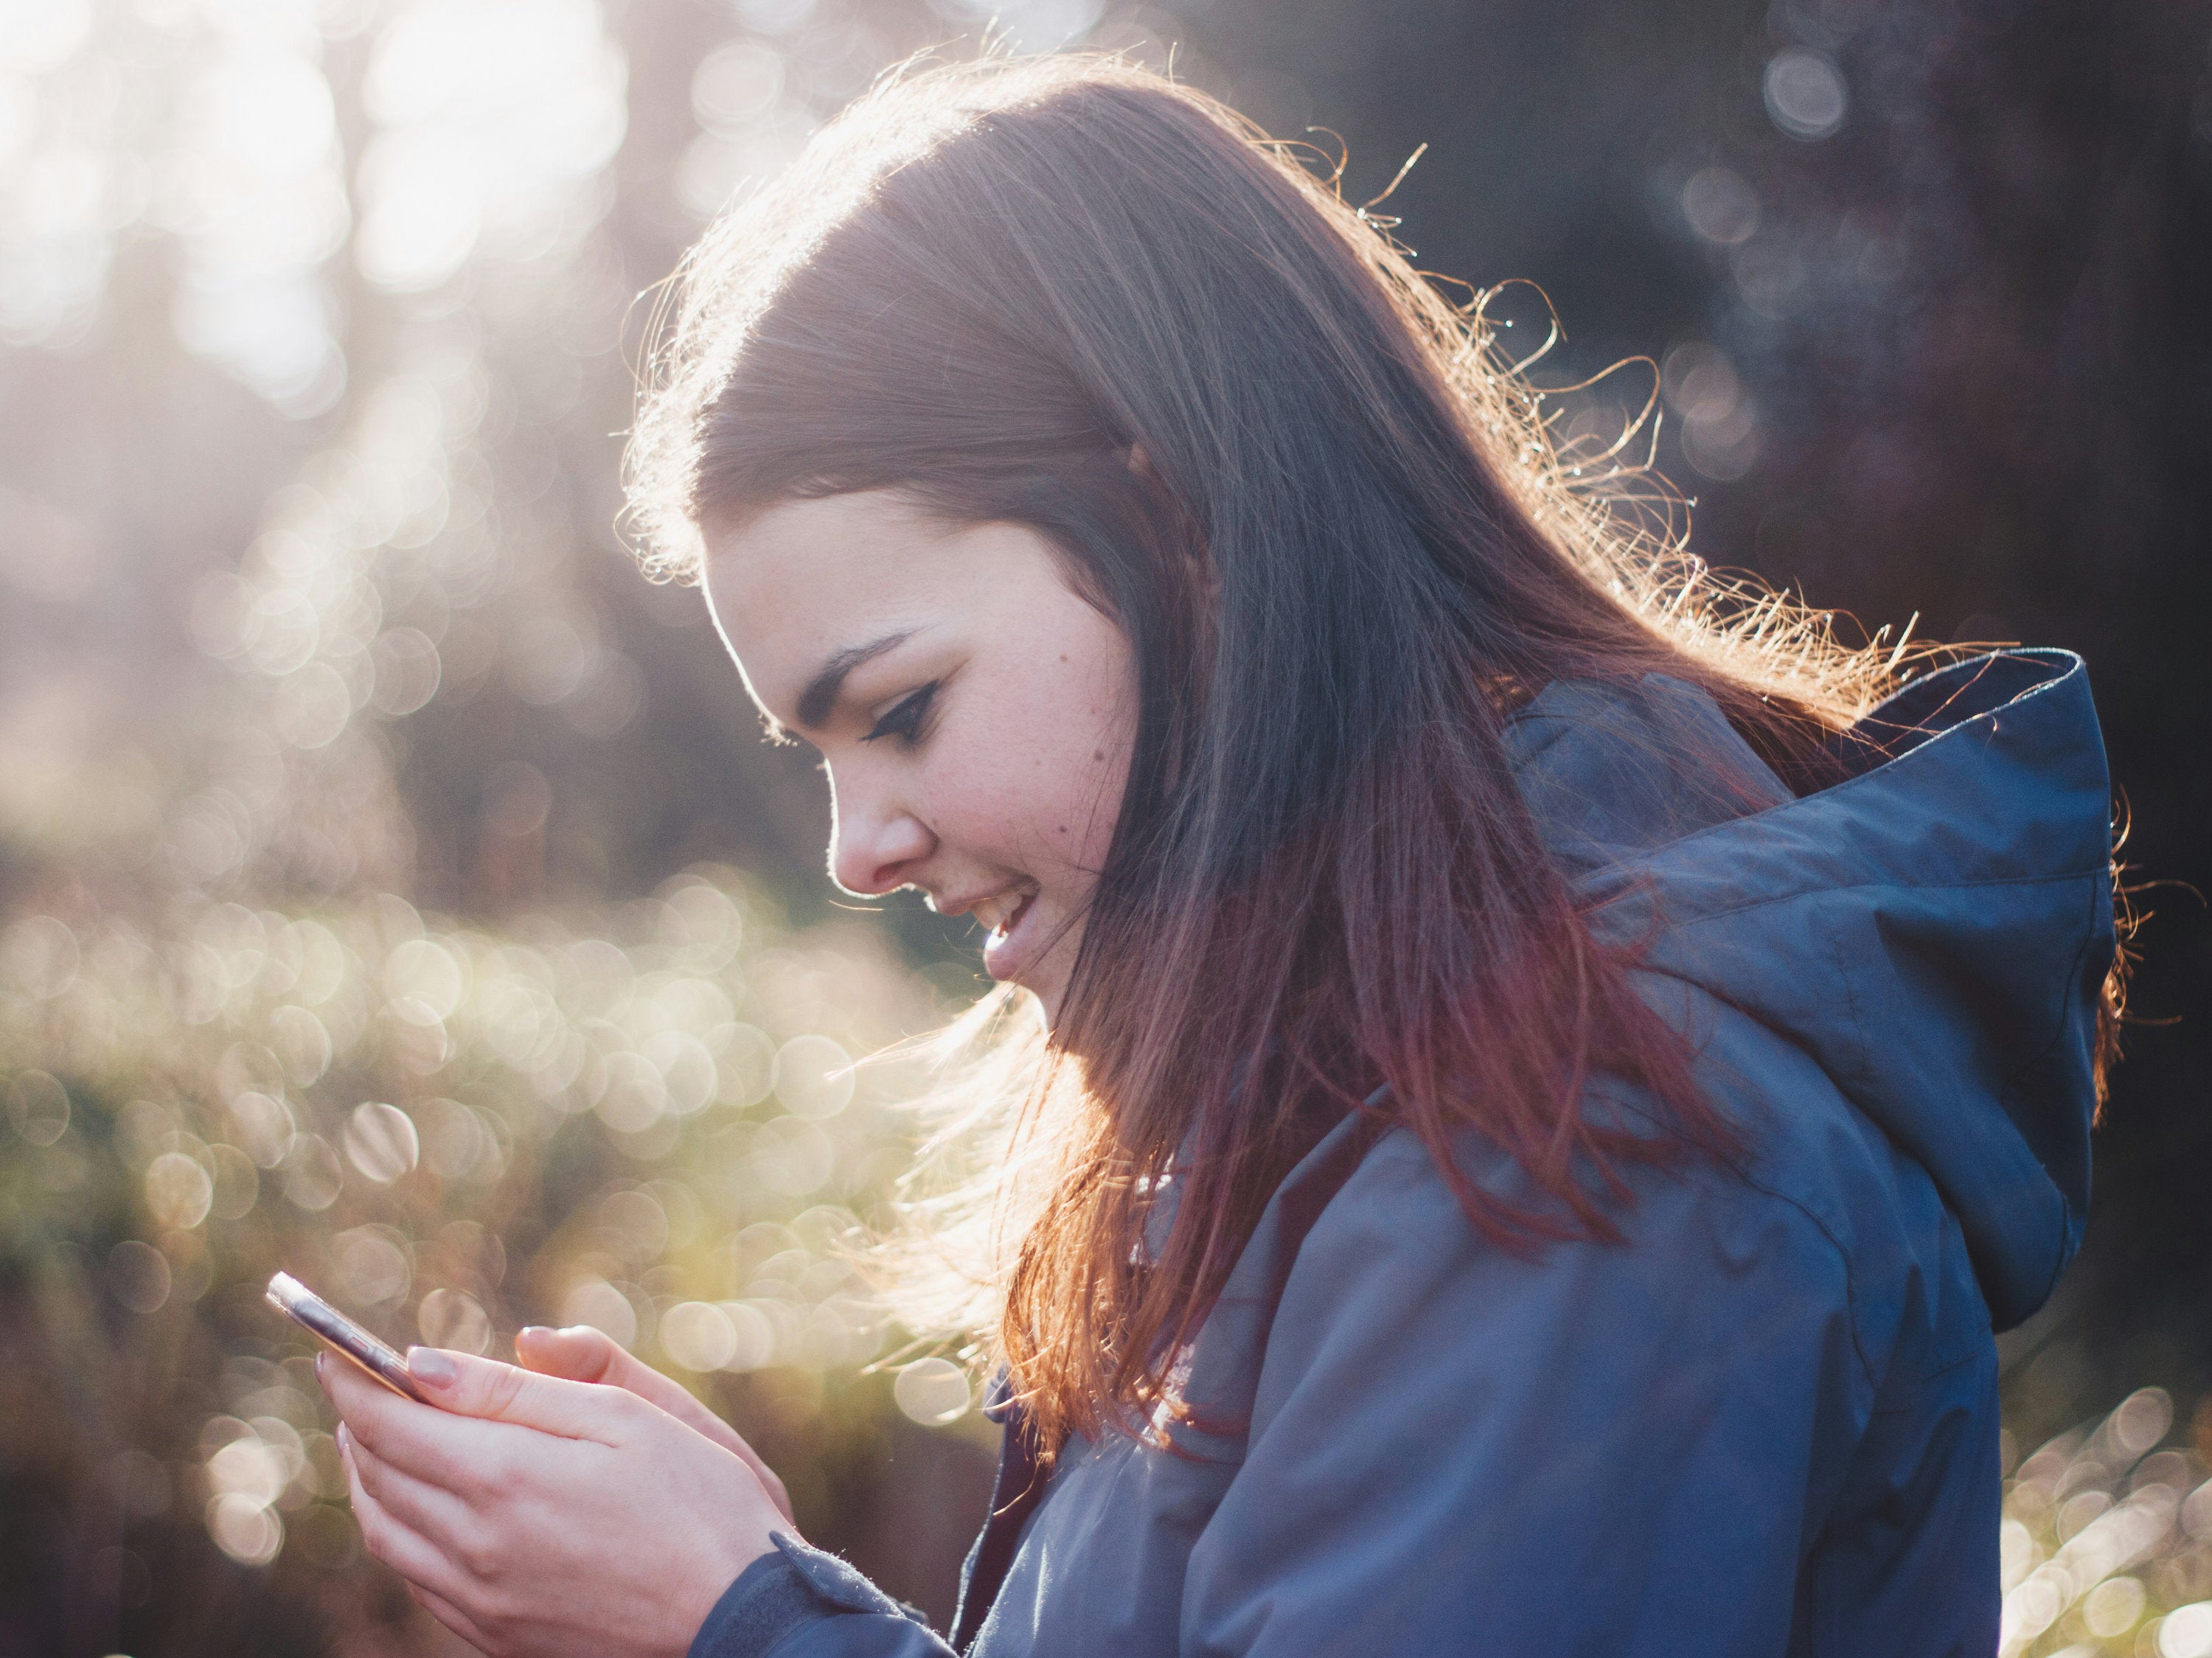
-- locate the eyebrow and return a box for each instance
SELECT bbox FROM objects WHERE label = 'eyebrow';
[794,628,918,731]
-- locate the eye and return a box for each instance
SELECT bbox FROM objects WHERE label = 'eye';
[861,682,939,748]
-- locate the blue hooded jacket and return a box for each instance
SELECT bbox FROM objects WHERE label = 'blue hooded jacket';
[689,649,2112,1658]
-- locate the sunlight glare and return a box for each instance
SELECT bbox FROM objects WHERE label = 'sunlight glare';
[355,0,625,293]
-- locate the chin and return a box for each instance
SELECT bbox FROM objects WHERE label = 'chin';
[986,906,1077,1026]
[1014,967,1066,1030]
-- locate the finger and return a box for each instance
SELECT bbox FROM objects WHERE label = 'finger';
[402,1347,638,1443]
[515,1326,793,1521]
[317,1343,438,1427]
[319,1348,439,1458]
[514,1325,728,1444]
[344,1421,481,1554]
[340,1426,472,1609]
[321,1351,515,1488]
[410,1581,495,1656]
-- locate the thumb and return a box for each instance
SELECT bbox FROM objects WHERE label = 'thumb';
[513,1323,627,1385]
[516,1326,698,1425]
[404,1346,636,1443]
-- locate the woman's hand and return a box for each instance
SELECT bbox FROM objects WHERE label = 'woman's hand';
[511,1324,793,1525]
[319,1344,792,1658]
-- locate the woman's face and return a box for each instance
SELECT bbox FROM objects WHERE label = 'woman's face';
[700,490,1136,1024]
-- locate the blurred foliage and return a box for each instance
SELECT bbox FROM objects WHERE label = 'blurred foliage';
[0,873,1004,1651]
[1998,1391,2212,1658]
[2,0,2208,1651]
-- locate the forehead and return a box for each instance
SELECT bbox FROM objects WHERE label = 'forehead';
[704,488,942,639]
[708,487,947,607]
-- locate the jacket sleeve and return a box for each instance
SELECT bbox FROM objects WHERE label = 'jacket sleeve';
[1176,1123,1875,1658]
[686,1533,959,1658]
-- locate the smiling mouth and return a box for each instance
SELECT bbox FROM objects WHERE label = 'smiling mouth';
[971,885,1037,940]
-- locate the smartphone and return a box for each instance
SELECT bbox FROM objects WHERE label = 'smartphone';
[266,1271,431,1404]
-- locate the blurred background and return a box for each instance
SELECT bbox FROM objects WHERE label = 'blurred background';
[1,0,2208,1654]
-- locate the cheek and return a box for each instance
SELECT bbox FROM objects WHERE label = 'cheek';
[1060,717,1132,869]
[929,651,1133,877]
[1022,653,1134,874]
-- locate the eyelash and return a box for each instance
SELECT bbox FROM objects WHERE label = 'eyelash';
[861,682,939,748]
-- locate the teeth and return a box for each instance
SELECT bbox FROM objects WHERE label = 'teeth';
[975,887,1034,935]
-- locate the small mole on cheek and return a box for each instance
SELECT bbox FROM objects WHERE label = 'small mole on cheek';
[1057,824,1068,834]
[1093,750,1104,762]
[1060,655,1068,663]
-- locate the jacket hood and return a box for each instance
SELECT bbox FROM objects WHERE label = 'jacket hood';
[1509,649,2114,1331]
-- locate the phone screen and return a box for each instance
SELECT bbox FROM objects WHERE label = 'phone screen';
[266,1271,431,1404]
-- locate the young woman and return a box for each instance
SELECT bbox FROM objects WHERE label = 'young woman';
[319,55,2121,1658]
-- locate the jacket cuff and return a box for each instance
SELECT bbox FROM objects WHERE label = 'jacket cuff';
[687,1532,925,1658]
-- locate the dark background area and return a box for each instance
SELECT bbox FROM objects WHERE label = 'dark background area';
[1181,0,2212,1424]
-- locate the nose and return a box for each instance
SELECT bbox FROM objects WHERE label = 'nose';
[827,773,934,897]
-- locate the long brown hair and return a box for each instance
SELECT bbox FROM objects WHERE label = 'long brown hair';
[627,55,1912,1456]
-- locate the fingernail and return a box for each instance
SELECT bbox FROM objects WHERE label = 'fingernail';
[314,1352,326,1382]
[518,1326,551,1341]
[406,1346,459,1389]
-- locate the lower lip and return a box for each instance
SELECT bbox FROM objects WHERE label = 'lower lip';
[981,891,1040,982]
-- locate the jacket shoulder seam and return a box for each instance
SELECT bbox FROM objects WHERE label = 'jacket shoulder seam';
[1725,1161,1878,1390]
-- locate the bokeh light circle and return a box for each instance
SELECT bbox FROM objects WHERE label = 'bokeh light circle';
[894,1358,971,1427]
[1764,50,1847,140]
[661,1300,738,1371]
[206,1491,283,1566]
[417,1288,492,1355]
[772,1034,853,1121]
[560,1279,638,1349]
[106,1240,172,1314]
[344,1101,420,1184]
[146,1152,214,1230]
